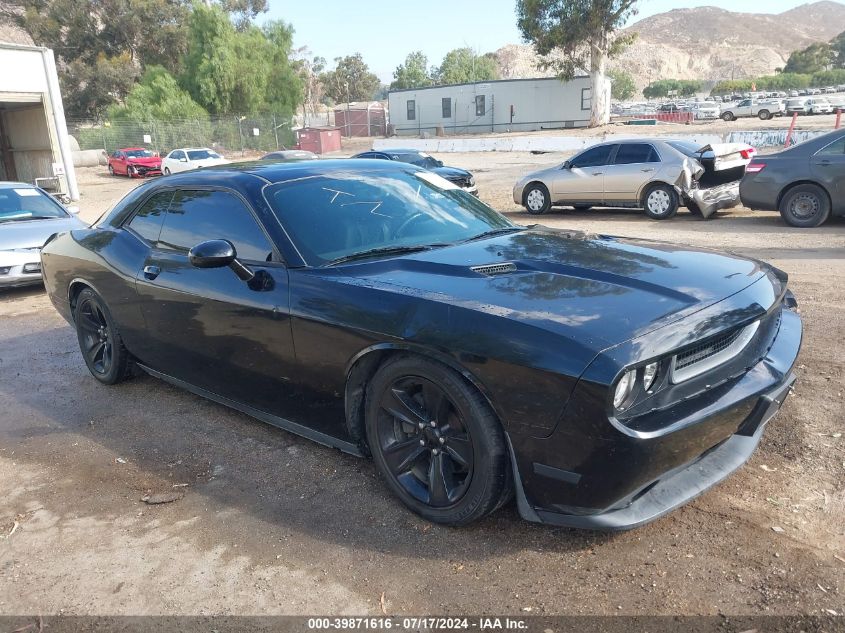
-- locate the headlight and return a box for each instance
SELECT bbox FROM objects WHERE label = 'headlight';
[613,370,636,409]
[643,362,659,391]
[468,177,475,186]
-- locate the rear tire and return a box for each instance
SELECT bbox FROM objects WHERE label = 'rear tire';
[779,183,830,228]
[365,355,511,526]
[722,112,735,122]
[643,184,679,220]
[758,110,770,120]
[523,183,551,214]
[73,288,134,385]
[686,201,703,216]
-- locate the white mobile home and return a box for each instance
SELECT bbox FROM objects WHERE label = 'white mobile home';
[387,76,608,136]
[0,42,79,200]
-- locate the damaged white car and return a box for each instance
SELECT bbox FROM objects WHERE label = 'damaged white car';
[513,139,756,220]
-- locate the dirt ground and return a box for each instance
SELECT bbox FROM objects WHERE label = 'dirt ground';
[1,143,844,619]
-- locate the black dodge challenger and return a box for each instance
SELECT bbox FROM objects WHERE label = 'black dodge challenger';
[41,160,802,529]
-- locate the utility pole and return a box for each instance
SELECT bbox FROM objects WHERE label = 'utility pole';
[345,81,351,137]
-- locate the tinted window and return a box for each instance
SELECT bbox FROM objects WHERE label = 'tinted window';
[263,170,513,266]
[125,149,154,158]
[187,149,220,160]
[157,190,273,262]
[170,150,185,160]
[442,97,451,118]
[475,95,485,117]
[126,191,173,242]
[406,100,416,120]
[571,145,614,168]
[816,136,845,155]
[614,144,659,165]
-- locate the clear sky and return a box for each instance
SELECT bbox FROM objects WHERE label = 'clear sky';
[263,0,842,83]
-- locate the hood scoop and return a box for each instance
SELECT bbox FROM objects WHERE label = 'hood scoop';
[470,262,517,276]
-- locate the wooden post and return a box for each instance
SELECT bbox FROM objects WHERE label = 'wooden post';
[836,109,842,129]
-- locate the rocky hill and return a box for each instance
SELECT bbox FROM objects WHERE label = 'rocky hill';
[495,1,845,95]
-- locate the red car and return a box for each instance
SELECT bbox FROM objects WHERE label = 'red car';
[107,148,162,178]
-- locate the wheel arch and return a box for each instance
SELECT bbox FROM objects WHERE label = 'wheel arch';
[67,278,102,316]
[776,179,832,210]
[343,343,506,456]
[521,180,550,206]
[638,180,677,206]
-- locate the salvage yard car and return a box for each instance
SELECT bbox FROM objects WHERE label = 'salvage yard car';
[0,182,86,288]
[352,149,478,195]
[514,139,756,219]
[39,159,801,530]
[108,148,162,178]
[161,148,230,175]
[740,128,845,227]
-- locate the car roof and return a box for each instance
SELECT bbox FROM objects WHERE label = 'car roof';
[371,148,425,154]
[0,181,36,189]
[171,147,215,152]
[152,158,422,186]
[118,147,147,151]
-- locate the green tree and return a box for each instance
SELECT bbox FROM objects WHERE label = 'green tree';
[784,42,832,74]
[391,51,433,90]
[516,0,638,127]
[608,69,636,100]
[433,48,498,85]
[109,66,207,122]
[643,79,701,99]
[320,53,381,103]
[262,20,304,117]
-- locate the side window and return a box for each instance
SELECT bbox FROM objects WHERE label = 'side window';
[475,95,485,117]
[113,152,122,159]
[157,190,274,262]
[172,150,185,160]
[581,87,591,111]
[614,144,659,165]
[356,152,375,159]
[442,97,452,118]
[571,144,614,168]
[816,136,845,156]
[125,191,173,243]
[406,100,416,121]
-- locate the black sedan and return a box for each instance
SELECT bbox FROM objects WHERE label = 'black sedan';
[740,128,845,227]
[352,149,478,195]
[40,160,801,529]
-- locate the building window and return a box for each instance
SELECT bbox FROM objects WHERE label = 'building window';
[406,100,416,120]
[442,97,452,119]
[475,95,485,117]
[581,87,591,111]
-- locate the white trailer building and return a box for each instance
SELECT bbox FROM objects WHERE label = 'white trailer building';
[0,42,79,200]
[387,76,609,137]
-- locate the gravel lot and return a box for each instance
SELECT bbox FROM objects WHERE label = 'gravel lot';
[1,137,843,618]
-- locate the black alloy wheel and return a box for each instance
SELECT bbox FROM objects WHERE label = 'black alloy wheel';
[366,356,511,525]
[74,288,133,385]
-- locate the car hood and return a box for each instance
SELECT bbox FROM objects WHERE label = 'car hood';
[126,157,161,166]
[431,165,471,180]
[331,226,773,350]
[0,216,86,251]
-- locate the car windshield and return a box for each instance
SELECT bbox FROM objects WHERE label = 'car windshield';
[263,169,516,266]
[124,149,154,158]
[0,186,68,223]
[187,150,221,160]
[390,152,439,168]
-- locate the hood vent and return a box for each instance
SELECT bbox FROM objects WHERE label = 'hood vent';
[470,262,517,276]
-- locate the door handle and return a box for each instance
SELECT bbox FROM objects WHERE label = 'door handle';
[143,265,161,280]
[641,168,655,172]
[591,172,603,176]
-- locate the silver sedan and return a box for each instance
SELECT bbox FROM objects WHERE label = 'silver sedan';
[513,139,755,220]
[0,182,86,289]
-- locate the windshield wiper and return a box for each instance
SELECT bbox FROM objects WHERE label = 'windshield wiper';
[324,245,435,267]
[460,227,524,243]
[0,215,57,223]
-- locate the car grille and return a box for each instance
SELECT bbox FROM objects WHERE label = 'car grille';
[671,320,760,383]
[446,176,471,188]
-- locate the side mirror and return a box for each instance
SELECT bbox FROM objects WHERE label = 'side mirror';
[180,157,188,162]
[66,205,80,215]
[436,159,444,167]
[562,161,572,169]
[189,239,237,269]
[188,239,259,285]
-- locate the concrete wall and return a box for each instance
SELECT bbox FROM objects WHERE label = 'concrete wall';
[388,77,601,136]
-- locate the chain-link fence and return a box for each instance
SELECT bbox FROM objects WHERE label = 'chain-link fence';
[67,113,298,157]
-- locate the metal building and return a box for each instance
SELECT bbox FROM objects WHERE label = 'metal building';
[0,42,79,200]
[387,76,608,136]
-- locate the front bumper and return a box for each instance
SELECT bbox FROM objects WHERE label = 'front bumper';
[0,262,43,288]
[512,302,802,531]
[128,164,162,177]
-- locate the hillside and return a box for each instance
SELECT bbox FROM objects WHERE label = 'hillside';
[495,1,845,94]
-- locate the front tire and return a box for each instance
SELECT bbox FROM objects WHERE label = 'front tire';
[73,288,133,385]
[722,112,735,122]
[779,183,830,228]
[365,355,510,526]
[164,167,171,176]
[108,164,114,177]
[758,110,770,120]
[523,183,551,214]
[643,184,679,220]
